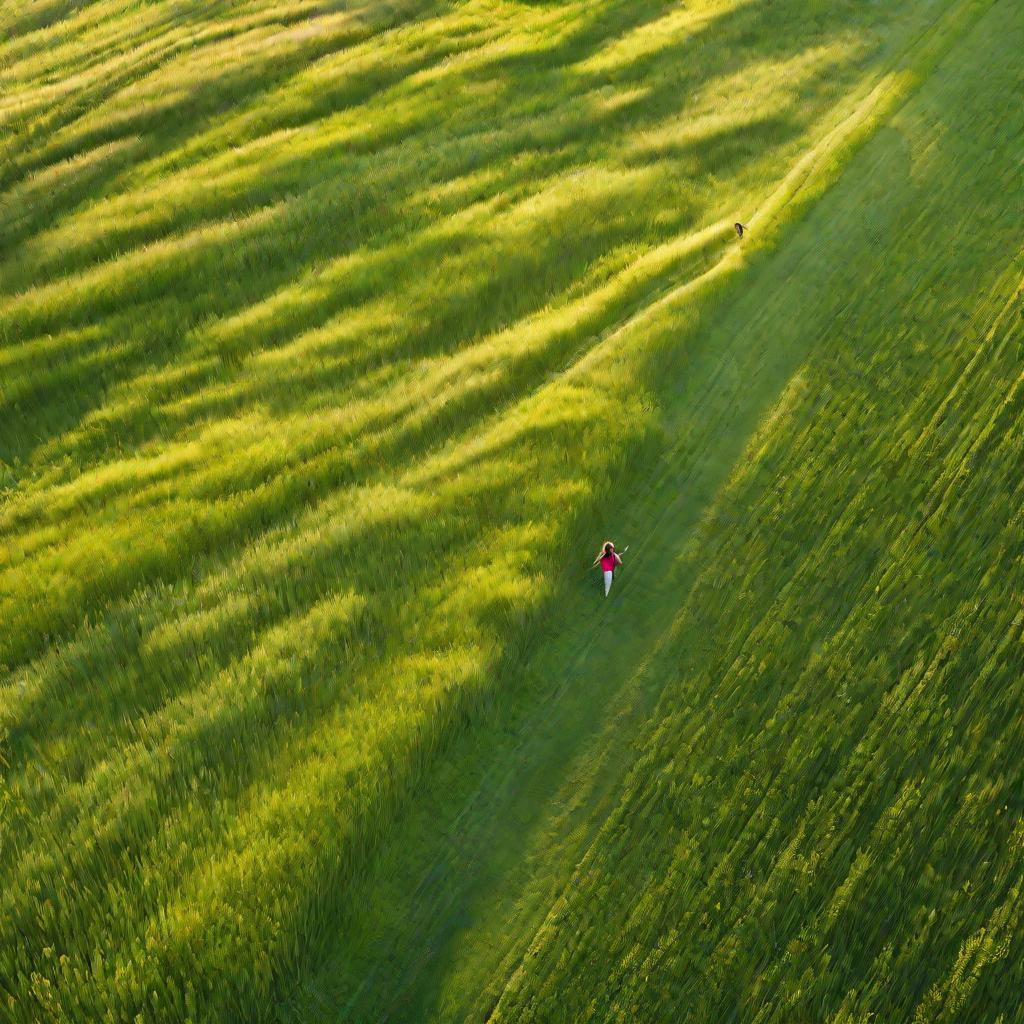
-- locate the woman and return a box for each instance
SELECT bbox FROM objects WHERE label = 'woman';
[599,541,622,597]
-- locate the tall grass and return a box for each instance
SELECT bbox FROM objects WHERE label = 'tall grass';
[1,0,1018,1021]
[482,4,1024,1020]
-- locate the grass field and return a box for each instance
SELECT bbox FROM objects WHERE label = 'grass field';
[2,0,1022,1021]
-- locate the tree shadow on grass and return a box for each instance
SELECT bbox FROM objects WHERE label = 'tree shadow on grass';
[273,26,938,1024]
[4,384,640,1024]
[273,232,821,1024]
[0,0,442,192]
[0,0,904,690]
[0,0,844,479]
[0,1,942,1016]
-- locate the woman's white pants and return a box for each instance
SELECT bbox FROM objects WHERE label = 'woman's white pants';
[604,569,614,596]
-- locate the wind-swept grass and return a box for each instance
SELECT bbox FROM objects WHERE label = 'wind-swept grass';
[479,5,1024,1021]
[1,0,1020,1021]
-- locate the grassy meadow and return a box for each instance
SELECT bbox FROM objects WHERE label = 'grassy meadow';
[1,0,1022,1021]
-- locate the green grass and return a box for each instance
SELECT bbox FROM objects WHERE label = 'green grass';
[1,0,1021,1021]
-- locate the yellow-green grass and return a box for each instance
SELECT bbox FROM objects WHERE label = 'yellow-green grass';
[279,2,1024,1020]
[477,4,1024,1020]
[1,0,1020,1021]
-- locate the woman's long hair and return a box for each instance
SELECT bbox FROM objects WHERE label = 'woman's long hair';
[601,541,615,558]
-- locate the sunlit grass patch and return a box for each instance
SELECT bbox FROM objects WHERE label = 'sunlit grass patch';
[3,0,1017,1020]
